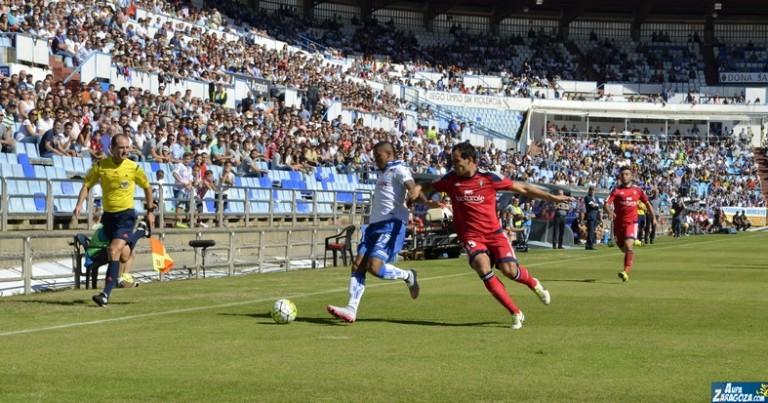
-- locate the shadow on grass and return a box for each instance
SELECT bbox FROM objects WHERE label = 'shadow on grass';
[11,299,135,306]
[541,278,600,283]
[219,312,500,327]
[219,312,346,326]
[361,318,500,327]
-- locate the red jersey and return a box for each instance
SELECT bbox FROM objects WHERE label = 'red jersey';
[605,185,650,223]
[432,170,513,239]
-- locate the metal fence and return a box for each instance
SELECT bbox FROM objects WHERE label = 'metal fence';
[0,224,362,296]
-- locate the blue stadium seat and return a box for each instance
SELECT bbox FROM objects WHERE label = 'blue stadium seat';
[27,179,44,194]
[14,179,30,194]
[45,166,66,179]
[23,143,41,159]
[10,197,38,213]
[62,181,75,195]
[73,157,90,175]
[288,171,302,181]
[17,153,30,166]
[228,188,245,214]
[296,200,312,214]
[20,162,35,178]
[11,163,24,178]
[33,165,46,178]
[33,192,47,212]
[273,190,293,214]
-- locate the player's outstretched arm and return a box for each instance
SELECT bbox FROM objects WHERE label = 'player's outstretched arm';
[406,181,444,209]
[510,182,575,204]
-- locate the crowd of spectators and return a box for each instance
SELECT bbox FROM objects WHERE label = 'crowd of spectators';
[0,0,763,230]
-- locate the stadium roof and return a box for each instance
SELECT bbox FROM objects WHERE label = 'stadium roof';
[359,0,768,23]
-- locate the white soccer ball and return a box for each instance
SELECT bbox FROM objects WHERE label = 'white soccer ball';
[271,299,297,324]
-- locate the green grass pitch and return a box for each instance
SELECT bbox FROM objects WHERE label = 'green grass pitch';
[0,232,766,402]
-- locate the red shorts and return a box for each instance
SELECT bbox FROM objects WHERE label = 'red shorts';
[461,231,517,266]
[613,221,638,244]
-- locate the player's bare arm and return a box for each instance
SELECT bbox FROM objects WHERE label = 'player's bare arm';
[73,182,91,217]
[602,203,616,221]
[405,181,443,208]
[646,201,657,226]
[510,182,575,204]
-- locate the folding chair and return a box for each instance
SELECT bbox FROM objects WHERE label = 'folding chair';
[324,225,355,267]
[71,234,108,289]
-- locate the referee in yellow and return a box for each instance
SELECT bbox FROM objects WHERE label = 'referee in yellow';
[75,134,155,307]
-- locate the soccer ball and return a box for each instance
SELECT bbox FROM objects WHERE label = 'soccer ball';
[271,299,297,324]
[633,240,643,247]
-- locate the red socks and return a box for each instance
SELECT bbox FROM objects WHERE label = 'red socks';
[513,265,537,289]
[624,250,634,273]
[482,273,520,315]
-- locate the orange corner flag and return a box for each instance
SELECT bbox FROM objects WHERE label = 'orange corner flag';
[150,237,174,273]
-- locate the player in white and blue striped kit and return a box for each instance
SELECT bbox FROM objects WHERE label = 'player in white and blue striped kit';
[327,141,437,323]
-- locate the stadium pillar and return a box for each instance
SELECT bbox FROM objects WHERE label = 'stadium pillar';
[245,0,259,11]
[359,0,373,25]
[299,0,314,20]
[490,19,500,36]
[423,14,434,32]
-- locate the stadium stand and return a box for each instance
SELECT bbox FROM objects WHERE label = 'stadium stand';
[0,0,763,235]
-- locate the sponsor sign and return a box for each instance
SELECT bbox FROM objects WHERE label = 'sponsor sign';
[711,382,768,402]
[231,72,271,98]
[423,90,531,111]
[719,72,768,84]
[720,207,767,226]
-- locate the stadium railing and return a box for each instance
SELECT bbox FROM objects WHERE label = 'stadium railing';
[0,224,363,295]
[0,174,372,231]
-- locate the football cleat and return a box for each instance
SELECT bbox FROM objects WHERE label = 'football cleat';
[511,311,525,330]
[532,278,551,305]
[137,217,151,238]
[618,271,629,282]
[327,305,356,323]
[406,269,420,299]
[92,292,109,307]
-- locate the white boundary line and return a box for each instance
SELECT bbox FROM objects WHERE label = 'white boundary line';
[0,233,758,337]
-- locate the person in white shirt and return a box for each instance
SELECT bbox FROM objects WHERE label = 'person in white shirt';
[75,39,92,65]
[24,107,53,145]
[327,141,430,323]
[171,152,194,228]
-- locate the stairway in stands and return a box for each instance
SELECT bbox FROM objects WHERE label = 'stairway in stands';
[49,56,81,89]
[753,147,768,203]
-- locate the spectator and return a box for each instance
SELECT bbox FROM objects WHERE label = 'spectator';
[39,119,65,158]
[171,152,194,228]
[552,189,570,249]
[240,148,268,177]
[216,161,235,226]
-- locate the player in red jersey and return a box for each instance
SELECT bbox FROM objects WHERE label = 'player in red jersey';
[603,166,657,282]
[432,142,574,329]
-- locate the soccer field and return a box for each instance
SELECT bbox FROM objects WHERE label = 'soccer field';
[0,232,766,402]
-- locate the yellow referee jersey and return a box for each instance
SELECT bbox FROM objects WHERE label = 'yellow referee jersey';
[84,158,150,213]
[637,201,647,216]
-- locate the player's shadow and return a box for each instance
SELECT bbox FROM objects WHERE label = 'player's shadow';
[13,299,110,306]
[219,312,346,326]
[218,313,496,327]
[541,278,599,284]
[363,318,500,327]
